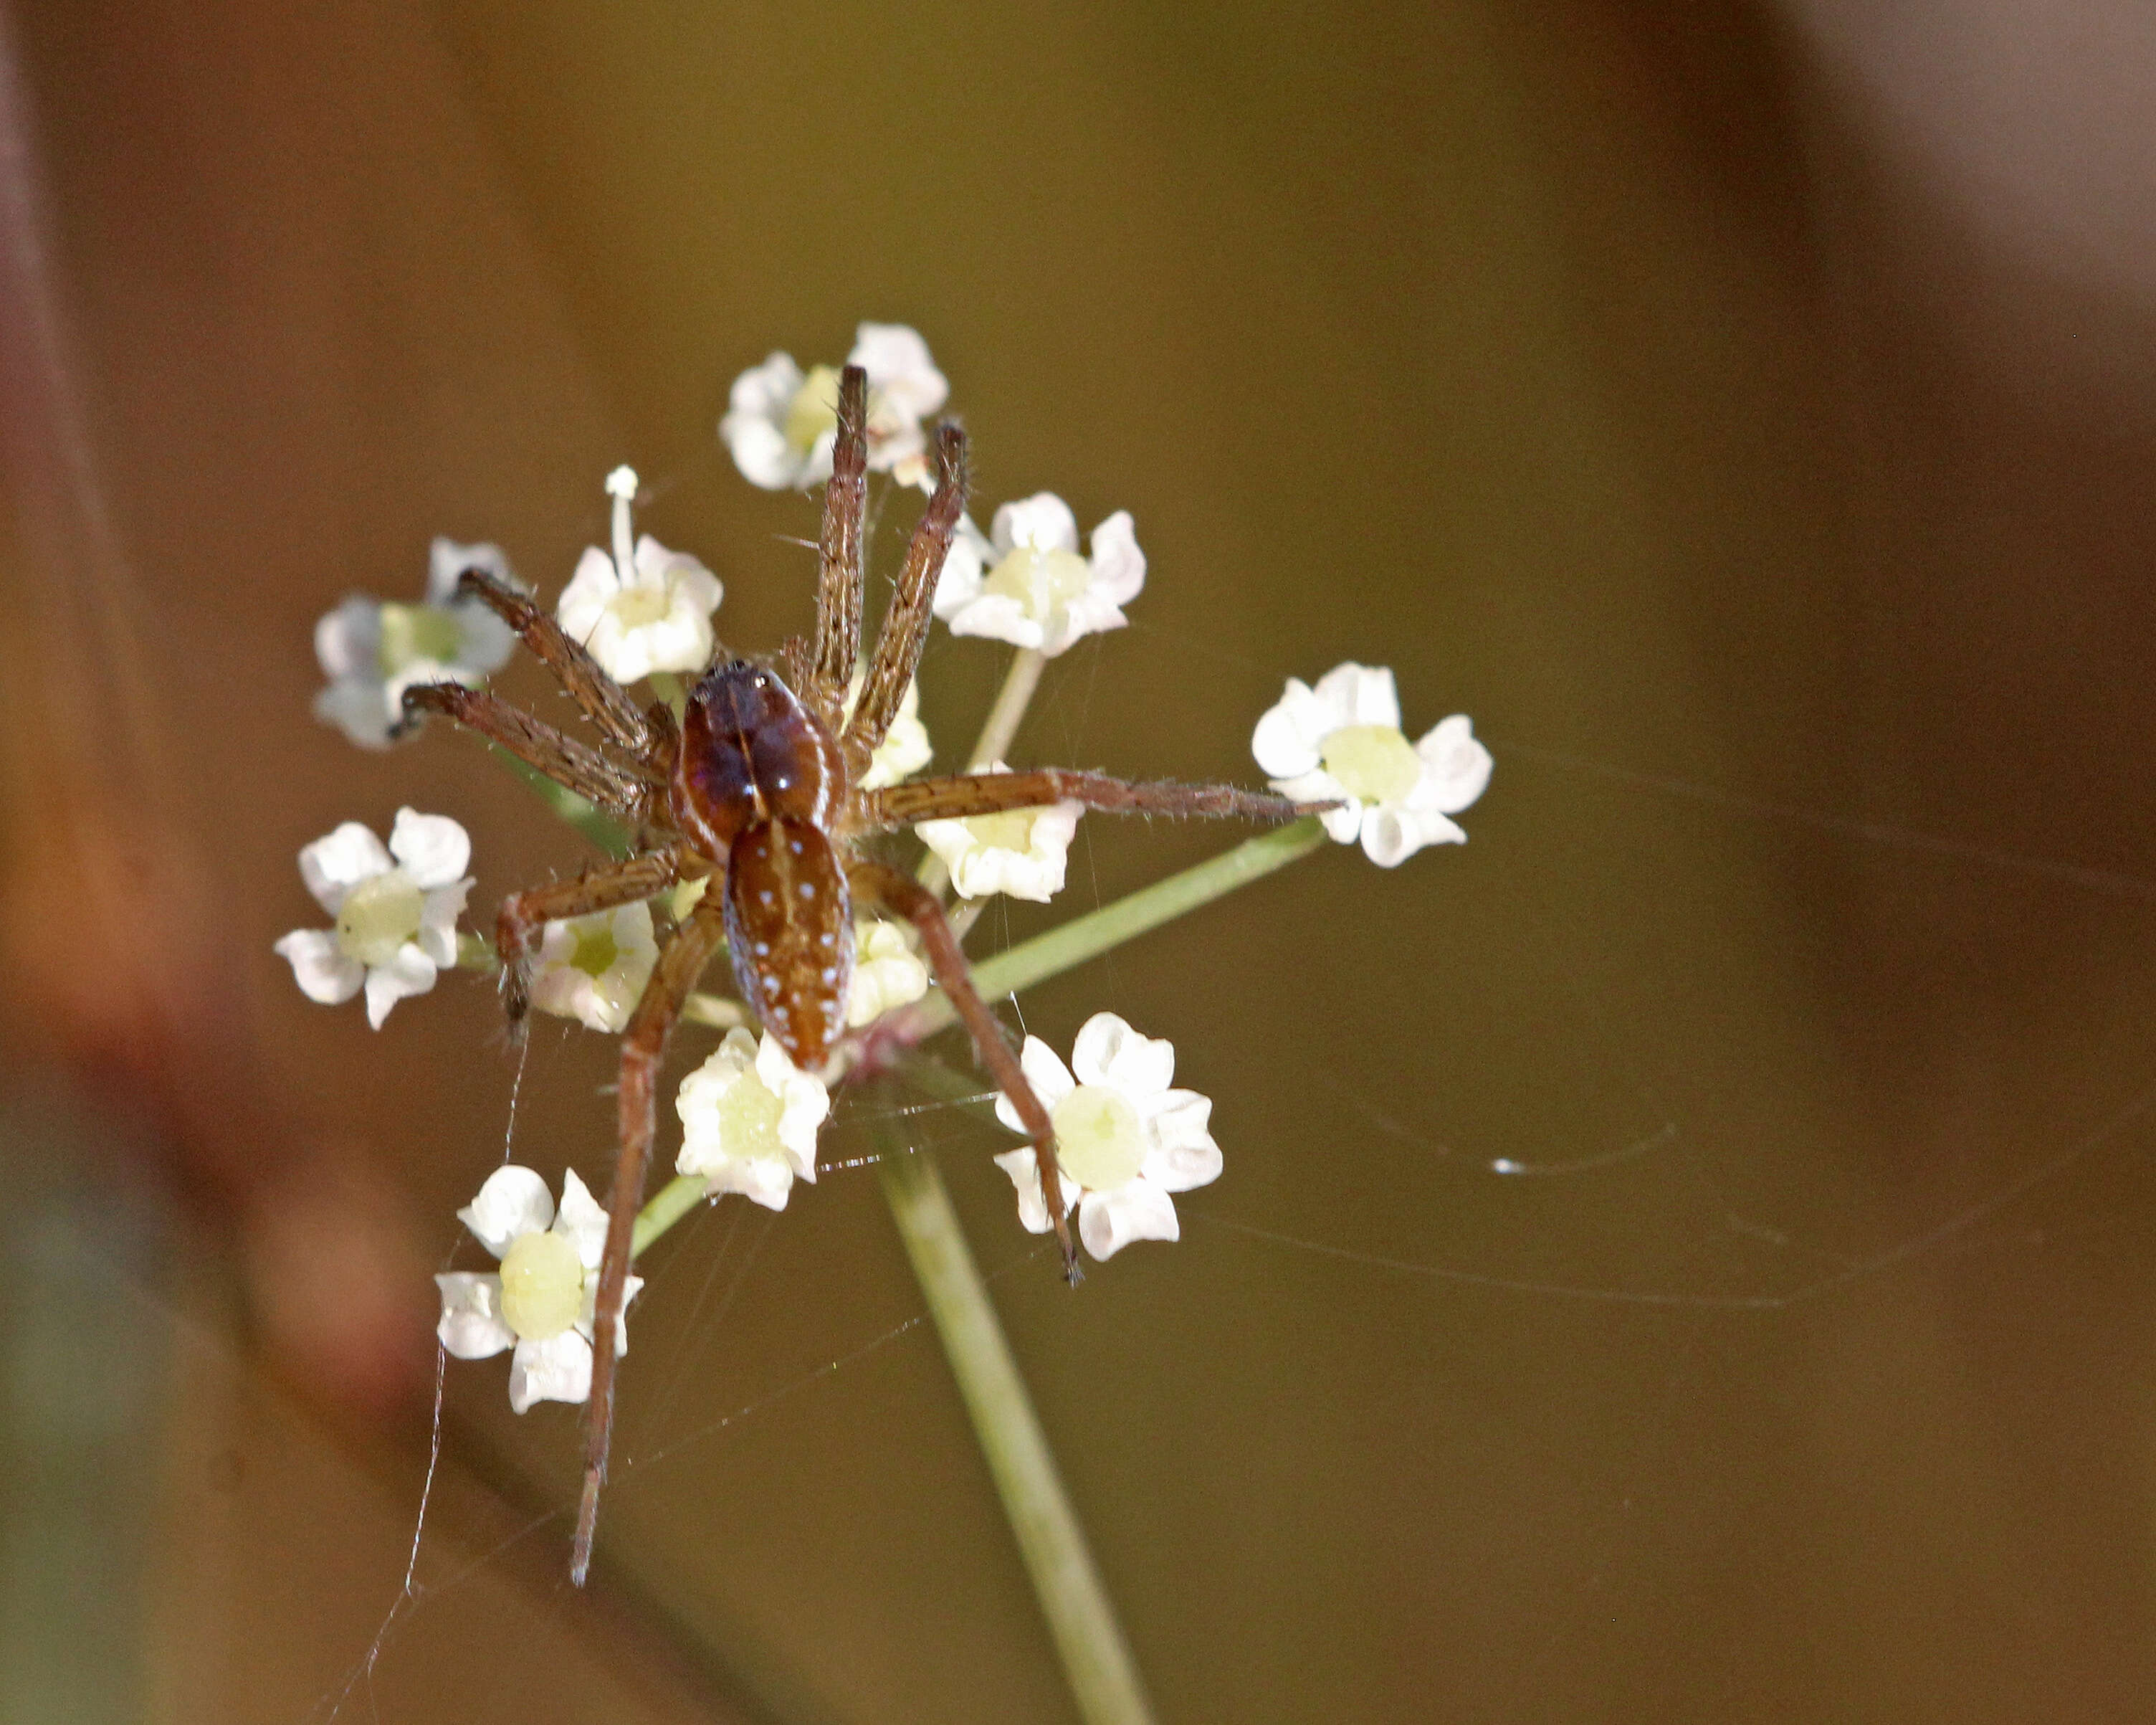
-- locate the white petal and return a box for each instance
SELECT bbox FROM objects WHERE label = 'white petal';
[273,930,364,1004]
[553,1168,609,1270]
[1360,804,1466,867]
[722,424,793,488]
[942,592,1046,650]
[1250,678,1329,777]
[1141,1095,1223,1192]
[555,546,623,642]
[388,808,472,890]
[313,677,397,749]
[1086,511,1146,607]
[459,1165,554,1256]
[1039,593,1127,658]
[1071,1012,1175,1096]
[1318,796,1366,845]
[1019,1035,1078,1108]
[1312,662,1401,730]
[509,1332,592,1412]
[1412,715,1493,815]
[993,1033,1075,1136]
[363,945,437,1028]
[848,323,948,419]
[427,537,515,606]
[992,493,1080,556]
[695,1153,801,1211]
[299,822,393,913]
[992,1147,1079,1235]
[1078,1179,1180,1260]
[416,878,473,968]
[434,1273,515,1359]
[932,524,988,614]
[452,600,518,675]
[314,597,383,680]
[634,536,723,608]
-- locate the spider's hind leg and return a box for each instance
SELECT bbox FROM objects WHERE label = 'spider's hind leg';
[847,856,1081,1281]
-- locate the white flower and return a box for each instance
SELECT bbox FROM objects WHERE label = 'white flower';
[529,900,658,1033]
[719,322,950,491]
[932,494,1145,656]
[915,761,1082,903]
[991,1012,1221,1260]
[273,808,473,1028]
[434,1165,644,1413]
[845,920,930,1027]
[555,466,723,683]
[843,670,932,790]
[1251,662,1492,867]
[675,1029,831,1210]
[312,538,522,749]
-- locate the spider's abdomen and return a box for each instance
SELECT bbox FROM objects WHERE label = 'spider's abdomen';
[722,817,854,1068]
[670,662,839,857]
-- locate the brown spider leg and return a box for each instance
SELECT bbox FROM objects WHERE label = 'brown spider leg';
[853,769,1322,834]
[574,889,729,1586]
[806,365,868,703]
[494,847,692,1024]
[399,684,659,821]
[450,566,667,761]
[846,857,1081,1282]
[844,423,967,759]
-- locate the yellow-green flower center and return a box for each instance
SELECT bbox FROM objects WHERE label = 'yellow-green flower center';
[1050,1084,1145,1192]
[376,602,464,678]
[1320,723,1421,806]
[965,807,1040,854]
[784,364,844,456]
[606,579,673,629]
[983,544,1092,624]
[569,919,619,979]
[497,1230,583,1341]
[715,1074,786,1163]
[334,870,424,968]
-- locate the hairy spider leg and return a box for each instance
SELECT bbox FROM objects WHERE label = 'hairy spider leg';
[452,566,674,763]
[575,888,730,1587]
[848,857,1082,1280]
[400,684,659,821]
[806,364,869,705]
[857,768,1320,833]
[492,846,695,1022]
[844,423,968,761]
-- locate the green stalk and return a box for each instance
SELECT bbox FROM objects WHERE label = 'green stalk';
[876,1122,1155,1725]
[488,746,633,858]
[891,815,1329,1043]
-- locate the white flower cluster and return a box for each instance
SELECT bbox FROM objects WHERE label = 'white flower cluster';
[284,321,1498,1410]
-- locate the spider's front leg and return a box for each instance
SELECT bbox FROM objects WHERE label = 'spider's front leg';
[401,683,660,821]
[856,769,1323,833]
[575,888,729,1586]
[847,857,1082,1282]
[494,847,692,1025]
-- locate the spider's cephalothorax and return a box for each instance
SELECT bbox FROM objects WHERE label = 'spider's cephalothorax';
[672,660,854,1068]
[404,363,1325,1584]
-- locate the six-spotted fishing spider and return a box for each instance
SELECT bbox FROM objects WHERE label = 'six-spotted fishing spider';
[404,366,1320,1583]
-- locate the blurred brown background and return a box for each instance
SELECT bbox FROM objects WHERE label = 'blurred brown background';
[4,1,2156,1720]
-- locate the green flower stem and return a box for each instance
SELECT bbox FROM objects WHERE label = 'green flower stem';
[631,1173,707,1260]
[875,1121,1155,1725]
[488,746,634,858]
[968,647,1047,771]
[889,814,1330,1045]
